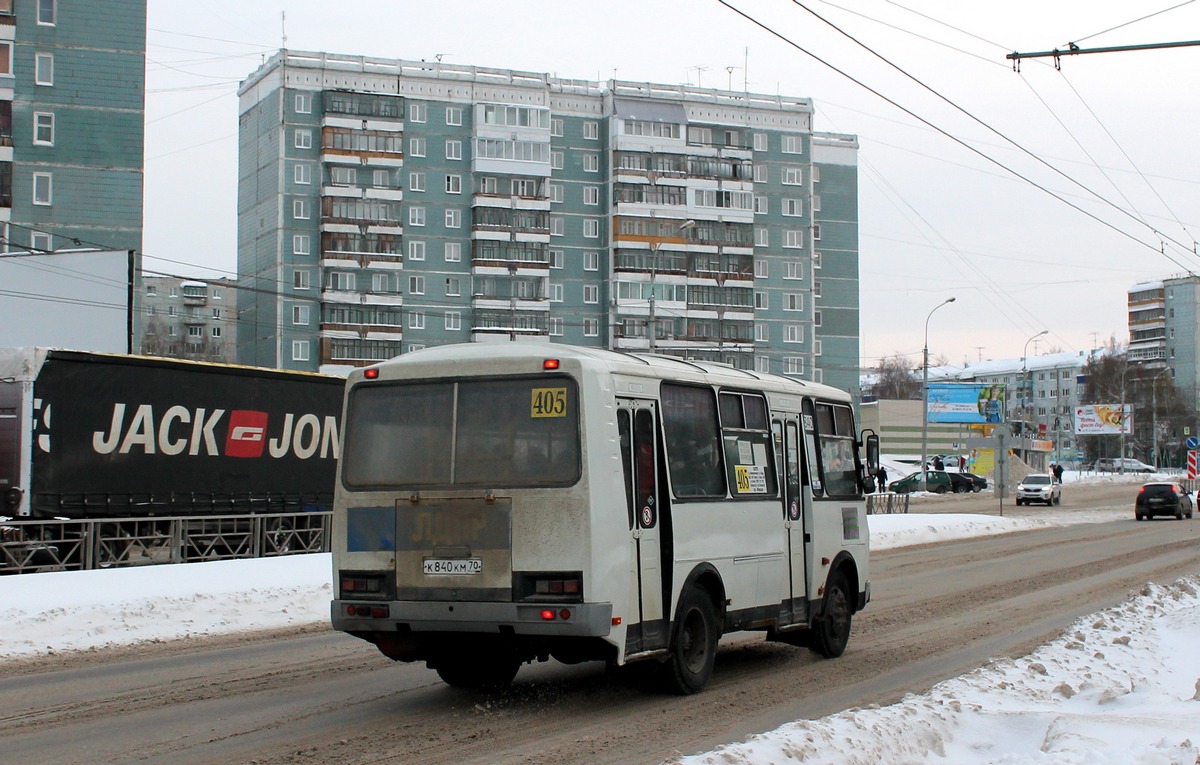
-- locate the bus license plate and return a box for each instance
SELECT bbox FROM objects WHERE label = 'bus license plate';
[423,558,483,575]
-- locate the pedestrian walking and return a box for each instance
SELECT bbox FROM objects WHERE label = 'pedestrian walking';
[876,465,888,493]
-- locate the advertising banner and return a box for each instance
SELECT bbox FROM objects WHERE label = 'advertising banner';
[1073,404,1132,435]
[927,383,1006,424]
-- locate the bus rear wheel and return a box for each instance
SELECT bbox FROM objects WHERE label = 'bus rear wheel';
[661,586,719,695]
[810,571,852,659]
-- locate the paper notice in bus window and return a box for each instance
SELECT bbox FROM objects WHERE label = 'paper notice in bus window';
[841,506,861,540]
[734,465,768,493]
[738,440,753,464]
[530,387,568,418]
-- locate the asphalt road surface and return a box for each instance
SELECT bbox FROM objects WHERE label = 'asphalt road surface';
[2,482,1196,765]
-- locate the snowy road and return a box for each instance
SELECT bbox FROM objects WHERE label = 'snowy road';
[3,481,1198,764]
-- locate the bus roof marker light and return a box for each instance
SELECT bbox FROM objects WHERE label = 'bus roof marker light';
[364,368,379,379]
[543,359,560,370]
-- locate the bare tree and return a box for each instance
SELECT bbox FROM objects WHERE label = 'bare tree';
[872,354,921,400]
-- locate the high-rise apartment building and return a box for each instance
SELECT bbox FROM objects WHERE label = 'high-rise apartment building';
[1128,275,1200,410]
[237,51,858,392]
[0,0,144,254]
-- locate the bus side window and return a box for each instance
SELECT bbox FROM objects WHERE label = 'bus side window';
[814,402,859,498]
[661,383,725,498]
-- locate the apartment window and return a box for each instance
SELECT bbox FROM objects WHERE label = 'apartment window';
[549,183,563,203]
[30,232,51,251]
[782,134,803,154]
[753,164,767,183]
[35,53,53,86]
[211,326,223,339]
[445,208,461,228]
[782,167,803,185]
[212,306,222,317]
[445,312,461,331]
[372,273,391,293]
[292,341,310,362]
[446,277,461,296]
[584,186,599,206]
[583,318,599,337]
[785,324,802,343]
[409,207,425,226]
[445,139,462,160]
[33,112,53,145]
[551,150,564,170]
[146,284,157,296]
[293,163,311,185]
[814,280,822,297]
[583,219,600,238]
[812,194,822,212]
[186,325,202,339]
[293,270,310,290]
[753,195,767,215]
[812,224,822,240]
[445,174,462,194]
[0,43,11,76]
[329,272,355,291]
[550,216,564,237]
[293,305,310,325]
[550,283,564,302]
[583,153,599,172]
[551,118,564,137]
[813,251,822,269]
[373,169,392,188]
[408,240,425,261]
[294,94,312,114]
[292,199,308,219]
[755,228,768,247]
[584,251,599,271]
[753,133,768,151]
[409,137,426,157]
[812,166,821,183]
[549,317,564,336]
[167,305,177,317]
[293,234,310,255]
[294,129,312,149]
[583,120,599,140]
[549,249,564,269]
[755,259,768,278]
[583,285,599,304]
[32,172,51,205]
[754,291,768,309]
[814,310,822,327]
[408,275,425,295]
[784,230,803,249]
[446,106,463,126]
[784,357,803,375]
[409,171,425,192]
[37,0,55,26]
[444,241,461,262]
[784,293,803,311]
[409,102,427,123]
[330,166,356,186]
[755,323,769,342]
[756,356,770,373]
[782,198,803,217]
[409,311,425,330]
[783,261,803,280]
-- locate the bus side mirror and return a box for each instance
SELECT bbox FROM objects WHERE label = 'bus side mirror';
[861,430,879,475]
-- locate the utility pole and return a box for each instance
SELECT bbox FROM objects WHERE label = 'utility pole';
[1007,39,1200,70]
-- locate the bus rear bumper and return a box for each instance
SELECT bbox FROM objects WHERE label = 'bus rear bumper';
[331,599,614,638]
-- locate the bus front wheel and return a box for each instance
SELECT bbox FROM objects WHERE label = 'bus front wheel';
[661,586,719,695]
[810,571,852,659]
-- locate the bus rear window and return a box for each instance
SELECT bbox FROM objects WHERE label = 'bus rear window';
[342,376,580,489]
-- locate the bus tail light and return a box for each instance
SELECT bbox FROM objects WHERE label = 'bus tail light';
[345,604,389,619]
[516,572,584,602]
[540,609,556,620]
[535,576,580,596]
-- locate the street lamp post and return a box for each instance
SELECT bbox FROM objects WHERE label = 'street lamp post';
[920,297,956,490]
[647,219,695,353]
[1021,330,1048,466]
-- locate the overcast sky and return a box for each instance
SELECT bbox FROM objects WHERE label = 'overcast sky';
[143,1,1200,370]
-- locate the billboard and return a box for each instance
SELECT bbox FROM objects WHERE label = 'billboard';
[927,382,1006,424]
[1074,404,1132,435]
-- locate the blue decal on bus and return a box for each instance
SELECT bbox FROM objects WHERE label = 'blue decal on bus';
[347,506,396,552]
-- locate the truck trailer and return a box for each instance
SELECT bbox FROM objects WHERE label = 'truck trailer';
[0,349,345,570]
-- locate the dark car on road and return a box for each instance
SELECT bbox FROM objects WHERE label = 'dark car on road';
[953,472,988,492]
[889,470,950,494]
[1135,482,1194,520]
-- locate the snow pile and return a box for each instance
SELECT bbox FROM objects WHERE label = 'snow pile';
[677,576,1200,765]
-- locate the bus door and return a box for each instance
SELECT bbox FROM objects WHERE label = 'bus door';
[773,415,810,624]
[617,400,667,654]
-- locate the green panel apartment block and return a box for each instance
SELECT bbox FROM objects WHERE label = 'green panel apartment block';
[2,0,144,255]
[237,51,859,383]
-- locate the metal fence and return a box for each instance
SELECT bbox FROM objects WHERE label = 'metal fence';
[0,511,332,575]
[866,492,910,515]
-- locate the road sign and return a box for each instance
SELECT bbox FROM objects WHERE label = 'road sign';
[1189,451,1198,480]
[1188,437,1199,450]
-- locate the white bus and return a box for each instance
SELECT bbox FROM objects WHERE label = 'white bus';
[331,343,878,693]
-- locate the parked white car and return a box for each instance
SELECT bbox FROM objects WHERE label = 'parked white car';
[1016,473,1062,506]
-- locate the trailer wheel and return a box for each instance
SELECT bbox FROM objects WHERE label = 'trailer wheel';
[660,586,719,695]
[810,571,852,659]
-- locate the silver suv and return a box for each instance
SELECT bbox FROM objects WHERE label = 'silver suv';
[1096,458,1155,473]
[1016,473,1061,506]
